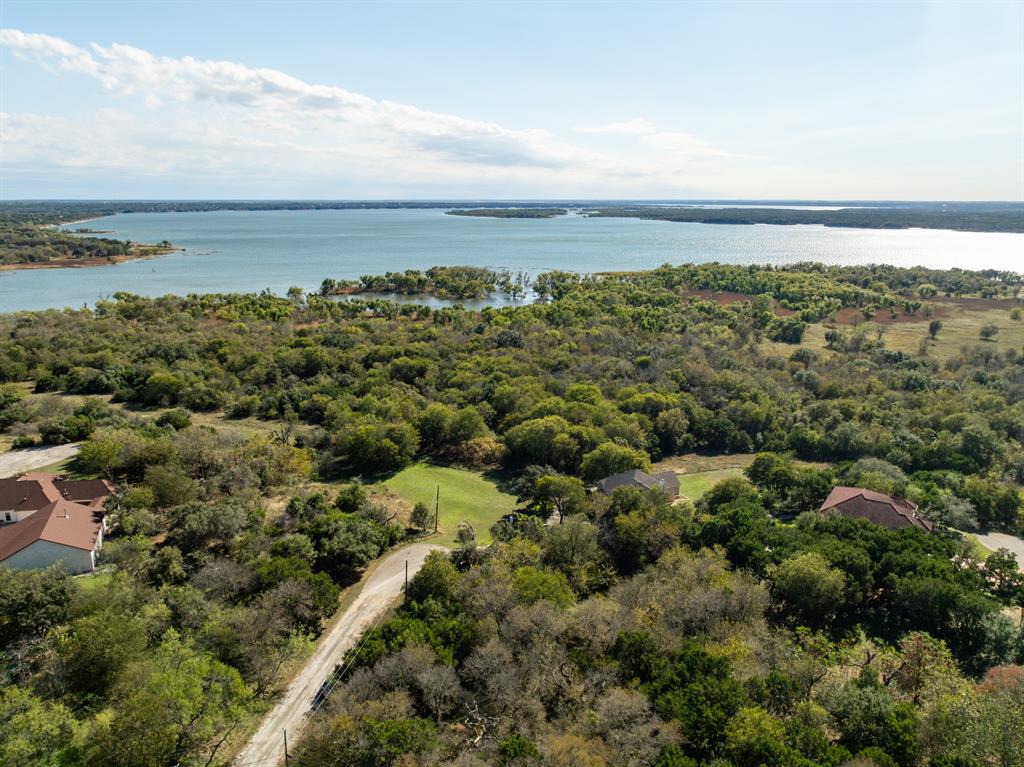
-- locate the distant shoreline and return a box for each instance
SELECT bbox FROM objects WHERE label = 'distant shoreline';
[21,201,1019,234]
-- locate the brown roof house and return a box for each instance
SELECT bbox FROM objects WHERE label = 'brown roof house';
[819,486,933,532]
[0,473,112,573]
[595,469,680,499]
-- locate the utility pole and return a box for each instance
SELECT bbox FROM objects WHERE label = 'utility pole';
[283,729,290,766]
[434,484,440,534]
[404,559,409,604]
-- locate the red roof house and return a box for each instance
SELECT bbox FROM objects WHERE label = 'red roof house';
[820,486,932,532]
[0,473,112,573]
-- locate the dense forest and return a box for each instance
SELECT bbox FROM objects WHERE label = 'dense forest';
[1,262,1023,766]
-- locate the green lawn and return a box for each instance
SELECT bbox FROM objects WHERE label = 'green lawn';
[653,453,830,504]
[961,533,993,561]
[675,468,745,502]
[382,463,517,546]
[77,570,113,592]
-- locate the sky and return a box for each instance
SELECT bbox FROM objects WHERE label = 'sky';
[1,0,1022,200]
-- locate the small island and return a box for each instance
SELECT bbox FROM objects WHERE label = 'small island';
[446,207,568,219]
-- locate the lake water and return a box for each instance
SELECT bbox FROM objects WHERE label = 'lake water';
[2,208,1022,312]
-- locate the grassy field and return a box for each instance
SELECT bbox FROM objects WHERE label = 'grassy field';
[382,463,517,546]
[653,453,831,503]
[676,469,744,502]
[883,303,1024,361]
[759,298,1024,363]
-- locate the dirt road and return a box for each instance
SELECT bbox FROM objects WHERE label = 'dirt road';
[234,543,445,766]
[0,443,80,478]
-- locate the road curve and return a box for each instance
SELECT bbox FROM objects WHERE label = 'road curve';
[0,443,80,478]
[234,542,445,766]
[974,531,1024,571]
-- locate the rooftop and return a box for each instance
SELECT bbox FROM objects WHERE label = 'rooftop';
[0,499,105,561]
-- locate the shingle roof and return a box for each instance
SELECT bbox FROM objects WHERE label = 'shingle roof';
[0,475,111,513]
[820,486,932,531]
[0,500,104,560]
[0,476,62,512]
[596,469,679,496]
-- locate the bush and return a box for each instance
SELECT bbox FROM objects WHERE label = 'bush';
[155,409,192,430]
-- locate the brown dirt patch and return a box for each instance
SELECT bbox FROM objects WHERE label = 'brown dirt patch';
[679,289,796,316]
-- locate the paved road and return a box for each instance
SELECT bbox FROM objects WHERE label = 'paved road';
[234,543,445,766]
[975,532,1024,570]
[0,443,80,478]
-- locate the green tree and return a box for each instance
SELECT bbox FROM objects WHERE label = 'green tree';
[511,566,574,608]
[411,501,433,531]
[0,566,76,647]
[534,474,587,524]
[406,551,461,608]
[87,633,251,767]
[311,512,388,582]
[580,442,651,482]
[58,609,149,697]
[769,552,847,627]
[0,686,81,767]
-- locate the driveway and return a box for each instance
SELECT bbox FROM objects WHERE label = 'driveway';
[0,443,80,478]
[975,531,1024,570]
[234,542,445,766]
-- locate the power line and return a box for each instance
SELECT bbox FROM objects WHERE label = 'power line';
[307,599,393,713]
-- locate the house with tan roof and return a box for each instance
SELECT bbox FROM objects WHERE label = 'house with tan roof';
[820,486,933,532]
[0,473,112,573]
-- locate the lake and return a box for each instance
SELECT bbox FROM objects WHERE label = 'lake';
[2,208,1023,312]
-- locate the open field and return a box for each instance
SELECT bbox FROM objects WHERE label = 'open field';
[653,453,831,503]
[676,469,744,502]
[382,463,517,546]
[759,297,1024,362]
[882,301,1024,361]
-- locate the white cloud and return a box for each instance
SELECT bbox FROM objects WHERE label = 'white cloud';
[576,118,657,135]
[1,28,741,196]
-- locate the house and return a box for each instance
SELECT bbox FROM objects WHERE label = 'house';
[819,486,933,532]
[595,469,680,500]
[0,473,112,573]
[1,472,112,524]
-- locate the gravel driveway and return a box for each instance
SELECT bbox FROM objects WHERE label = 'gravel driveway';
[234,542,445,766]
[0,443,80,478]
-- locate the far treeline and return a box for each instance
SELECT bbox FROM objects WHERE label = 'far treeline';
[587,204,1024,233]
[446,208,568,218]
[1,261,1024,767]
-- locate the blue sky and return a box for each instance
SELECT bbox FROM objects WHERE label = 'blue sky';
[1,0,1021,199]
